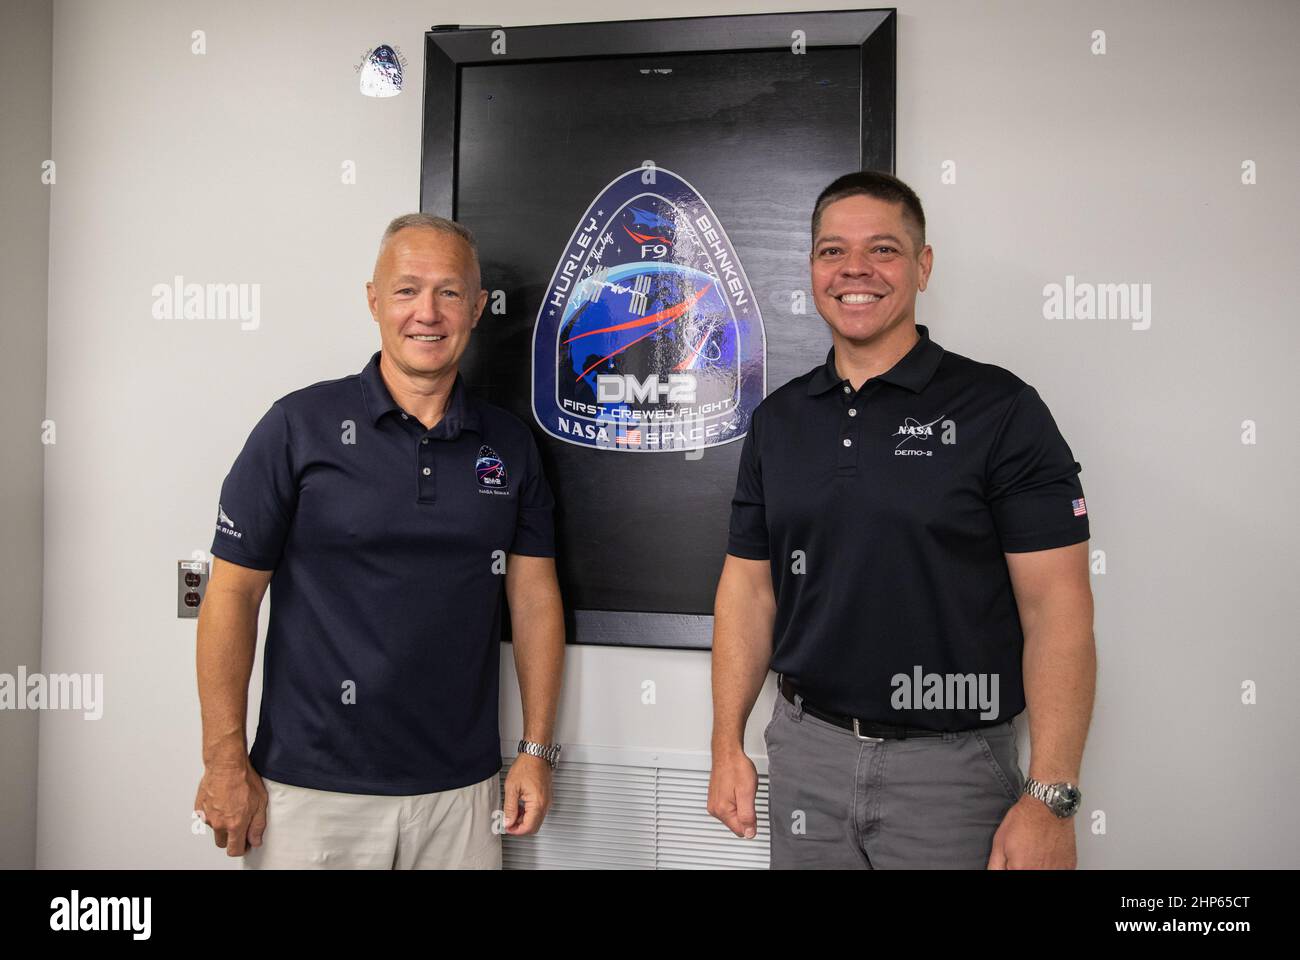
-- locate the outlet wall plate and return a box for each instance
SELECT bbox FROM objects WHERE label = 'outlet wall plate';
[178,560,209,618]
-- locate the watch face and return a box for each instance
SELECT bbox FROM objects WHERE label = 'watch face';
[1052,784,1082,816]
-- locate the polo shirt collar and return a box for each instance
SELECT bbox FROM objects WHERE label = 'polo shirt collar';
[807,324,944,396]
[358,351,482,437]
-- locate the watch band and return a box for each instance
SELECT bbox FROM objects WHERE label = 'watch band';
[517,739,562,769]
[1023,777,1082,818]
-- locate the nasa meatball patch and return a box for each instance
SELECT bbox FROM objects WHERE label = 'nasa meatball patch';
[532,166,765,453]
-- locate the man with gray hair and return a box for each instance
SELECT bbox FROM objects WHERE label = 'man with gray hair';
[195,214,566,868]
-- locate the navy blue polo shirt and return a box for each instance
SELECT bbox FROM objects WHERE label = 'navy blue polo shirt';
[727,324,1089,730]
[210,351,555,795]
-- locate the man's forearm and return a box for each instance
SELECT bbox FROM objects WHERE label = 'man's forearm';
[711,566,776,753]
[196,592,260,766]
[509,587,565,745]
[1021,598,1096,783]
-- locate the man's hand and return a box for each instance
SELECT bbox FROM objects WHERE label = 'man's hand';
[503,753,552,836]
[987,796,1077,869]
[195,760,269,857]
[707,748,760,839]
[707,554,773,842]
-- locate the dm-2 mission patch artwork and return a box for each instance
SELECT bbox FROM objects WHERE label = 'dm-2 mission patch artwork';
[532,167,765,453]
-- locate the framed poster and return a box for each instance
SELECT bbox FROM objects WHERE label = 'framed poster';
[421,9,896,647]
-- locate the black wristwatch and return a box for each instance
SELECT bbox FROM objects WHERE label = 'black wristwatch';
[1023,778,1082,818]
[517,739,562,770]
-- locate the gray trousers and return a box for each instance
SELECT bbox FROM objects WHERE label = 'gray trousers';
[764,690,1026,869]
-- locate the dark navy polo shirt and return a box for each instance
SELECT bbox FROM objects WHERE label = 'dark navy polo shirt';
[210,351,555,795]
[727,324,1089,731]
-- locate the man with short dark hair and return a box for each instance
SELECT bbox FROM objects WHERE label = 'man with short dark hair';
[195,214,566,869]
[707,171,1095,869]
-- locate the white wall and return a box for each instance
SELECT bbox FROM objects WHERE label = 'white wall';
[36,0,1300,867]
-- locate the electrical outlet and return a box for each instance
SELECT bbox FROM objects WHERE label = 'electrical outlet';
[178,560,208,618]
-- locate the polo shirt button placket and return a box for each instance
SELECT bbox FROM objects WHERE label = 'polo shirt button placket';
[837,382,861,474]
[418,432,436,502]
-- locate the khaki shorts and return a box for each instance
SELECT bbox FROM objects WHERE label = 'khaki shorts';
[241,772,502,870]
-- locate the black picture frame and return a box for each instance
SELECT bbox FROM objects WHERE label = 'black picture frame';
[420,9,896,649]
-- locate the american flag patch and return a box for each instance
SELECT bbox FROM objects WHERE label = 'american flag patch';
[615,430,642,445]
[1072,497,1087,517]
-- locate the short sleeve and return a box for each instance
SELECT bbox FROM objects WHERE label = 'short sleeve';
[508,430,556,558]
[986,385,1090,553]
[210,402,298,570]
[726,410,769,560]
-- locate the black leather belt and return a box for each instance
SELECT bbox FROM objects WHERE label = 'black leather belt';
[779,674,946,740]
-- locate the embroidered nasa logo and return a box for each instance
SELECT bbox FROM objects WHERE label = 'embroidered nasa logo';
[893,414,950,457]
[532,166,765,452]
[475,445,508,492]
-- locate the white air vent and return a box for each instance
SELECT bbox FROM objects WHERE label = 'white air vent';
[499,743,770,870]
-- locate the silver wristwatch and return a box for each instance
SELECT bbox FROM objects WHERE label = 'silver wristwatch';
[1023,777,1082,818]
[517,739,562,769]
